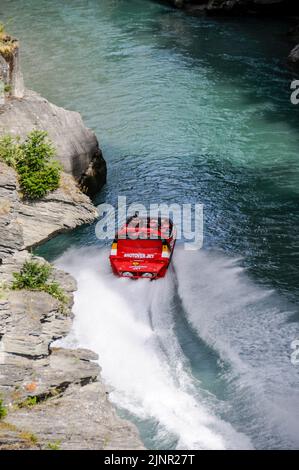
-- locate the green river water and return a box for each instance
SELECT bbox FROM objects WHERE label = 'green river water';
[2,0,299,449]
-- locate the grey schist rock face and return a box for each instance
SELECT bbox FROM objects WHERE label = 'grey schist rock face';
[0,35,142,450]
[1,37,106,196]
[5,349,143,450]
[0,38,24,103]
[0,168,143,449]
[0,260,143,449]
[16,172,99,249]
[169,0,298,11]
[0,90,106,196]
[0,163,23,259]
[0,162,98,255]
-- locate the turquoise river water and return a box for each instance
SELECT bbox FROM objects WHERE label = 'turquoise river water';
[2,0,299,449]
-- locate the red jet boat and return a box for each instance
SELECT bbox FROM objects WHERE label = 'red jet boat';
[109,214,176,279]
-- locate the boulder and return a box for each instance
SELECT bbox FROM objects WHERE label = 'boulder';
[0,251,144,450]
[0,162,98,259]
[0,91,106,196]
[16,173,99,249]
[0,163,23,260]
[168,0,299,15]
[0,161,144,450]
[0,31,143,452]
[0,36,24,100]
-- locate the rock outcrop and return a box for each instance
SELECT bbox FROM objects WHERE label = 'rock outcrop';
[0,32,24,102]
[0,161,143,449]
[162,1,299,70]
[0,163,23,259]
[0,253,143,450]
[0,33,142,446]
[165,0,299,15]
[1,32,106,196]
[0,161,97,259]
[0,90,106,196]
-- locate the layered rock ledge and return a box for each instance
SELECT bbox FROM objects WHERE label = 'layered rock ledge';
[161,0,299,70]
[0,161,143,449]
[0,32,106,196]
[164,0,299,16]
[0,32,142,447]
[0,255,143,450]
[0,162,143,449]
[0,161,98,256]
[0,90,107,197]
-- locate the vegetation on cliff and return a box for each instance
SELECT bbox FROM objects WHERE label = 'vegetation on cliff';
[12,260,67,306]
[0,398,7,420]
[0,130,61,199]
[0,23,18,60]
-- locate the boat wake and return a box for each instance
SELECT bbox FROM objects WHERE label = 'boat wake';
[173,248,299,449]
[56,245,299,449]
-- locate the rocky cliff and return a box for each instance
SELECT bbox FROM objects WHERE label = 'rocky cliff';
[165,0,299,15]
[0,30,24,101]
[0,162,98,257]
[0,34,106,196]
[0,161,143,450]
[0,33,143,450]
[0,91,107,197]
[162,0,299,71]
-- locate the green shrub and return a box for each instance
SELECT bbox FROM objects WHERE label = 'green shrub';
[17,396,38,409]
[0,282,8,301]
[12,260,52,290]
[47,440,61,450]
[17,131,61,199]
[0,398,7,420]
[19,431,38,444]
[0,23,17,60]
[4,84,12,93]
[12,260,67,309]
[18,164,60,199]
[0,135,21,167]
[0,130,61,200]
[44,281,67,304]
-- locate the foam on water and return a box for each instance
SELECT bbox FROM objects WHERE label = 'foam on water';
[3,0,298,450]
[173,247,299,449]
[57,246,252,450]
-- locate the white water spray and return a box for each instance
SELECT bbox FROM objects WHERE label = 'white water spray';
[57,246,252,450]
[173,247,299,449]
